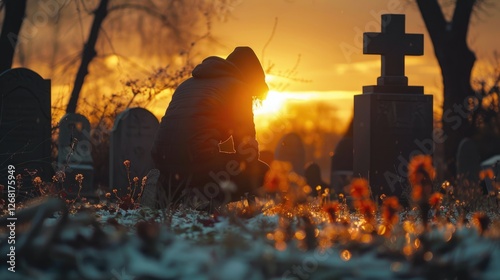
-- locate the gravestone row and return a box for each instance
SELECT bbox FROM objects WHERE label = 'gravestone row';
[0,68,314,202]
[0,67,159,198]
[3,13,495,206]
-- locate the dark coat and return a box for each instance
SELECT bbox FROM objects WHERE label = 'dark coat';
[152,56,259,168]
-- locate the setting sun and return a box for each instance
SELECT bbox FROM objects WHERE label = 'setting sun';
[254,90,287,115]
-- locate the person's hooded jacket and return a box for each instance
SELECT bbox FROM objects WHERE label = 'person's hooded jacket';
[152,47,268,168]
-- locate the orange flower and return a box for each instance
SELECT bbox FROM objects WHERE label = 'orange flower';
[263,173,280,193]
[382,196,400,226]
[75,174,84,183]
[428,192,443,208]
[408,155,435,186]
[123,160,131,168]
[472,212,491,235]
[350,178,370,199]
[323,202,340,222]
[479,169,494,180]
[412,184,423,202]
[33,176,42,186]
[357,199,376,218]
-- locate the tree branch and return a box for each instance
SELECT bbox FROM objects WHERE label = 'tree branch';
[107,3,169,25]
[451,0,476,43]
[415,0,447,49]
[0,0,27,73]
[66,0,110,113]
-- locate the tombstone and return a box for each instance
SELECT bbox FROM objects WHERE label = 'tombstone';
[330,136,353,194]
[57,113,95,196]
[275,132,305,176]
[139,169,160,209]
[456,138,480,183]
[305,162,329,196]
[0,68,52,190]
[110,108,159,194]
[353,14,433,204]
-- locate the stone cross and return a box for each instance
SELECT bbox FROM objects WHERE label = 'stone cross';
[353,14,433,205]
[363,14,424,94]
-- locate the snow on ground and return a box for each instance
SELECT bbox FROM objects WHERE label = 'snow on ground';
[1,198,500,279]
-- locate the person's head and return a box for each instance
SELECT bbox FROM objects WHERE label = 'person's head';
[226,46,269,100]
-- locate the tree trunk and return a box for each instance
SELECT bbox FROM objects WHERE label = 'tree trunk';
[0,0,27,73]
[66,0,109,113]
[416,0,476,179]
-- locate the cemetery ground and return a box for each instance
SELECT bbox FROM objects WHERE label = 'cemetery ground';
[1,157,500,279]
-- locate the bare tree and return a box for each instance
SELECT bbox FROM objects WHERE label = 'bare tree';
[0,0,27,73]
[66,0,109,113]
[64,0,237,113]
[415,0,488,178]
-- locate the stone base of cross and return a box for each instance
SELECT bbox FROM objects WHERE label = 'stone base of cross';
[363,84,423,94]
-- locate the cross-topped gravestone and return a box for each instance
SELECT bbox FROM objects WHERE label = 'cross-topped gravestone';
[363,14,424,94]
[353,14,433,205]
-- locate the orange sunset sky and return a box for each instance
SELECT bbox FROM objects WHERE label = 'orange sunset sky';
[213,0,500,97]
[4,0,500,182]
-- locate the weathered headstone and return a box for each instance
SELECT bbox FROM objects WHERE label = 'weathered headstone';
[456,138,480,183]
[110,108,159,194]
[353,14,433,204]
[139,168,160,209]
[58,113,95,196]
[0,68,52,188]
[305,162,329,196]
[331,136,353,194]
[275,132,305,176]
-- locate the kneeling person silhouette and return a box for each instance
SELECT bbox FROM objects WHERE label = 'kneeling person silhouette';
[151,46,270,212]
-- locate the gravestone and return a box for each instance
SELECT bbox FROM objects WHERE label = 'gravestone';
[330,136,353,194]
[305,162,329,196]
[275,132,305,176]
[139,169,160,209]
[353,14,433,204]
[58,113,95,196]
[0,68,52,189]
[110,108,159,194]
[456,138,480,183]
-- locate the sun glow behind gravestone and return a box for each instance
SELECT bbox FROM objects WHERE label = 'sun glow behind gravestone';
[253,90,355,154]
[253,90,356,121]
